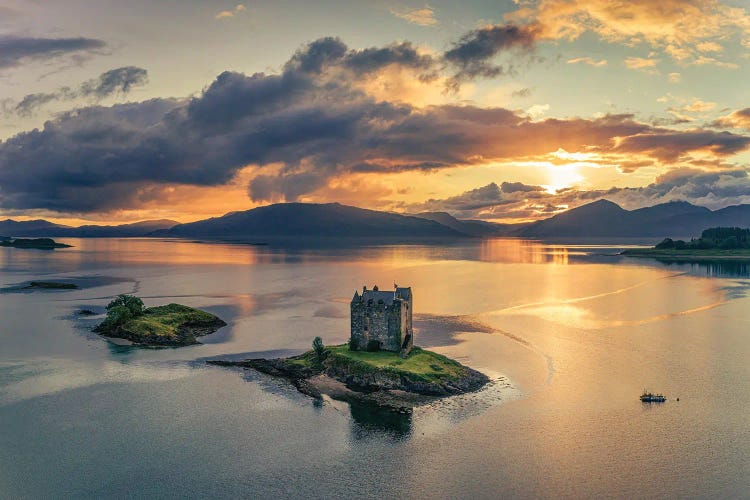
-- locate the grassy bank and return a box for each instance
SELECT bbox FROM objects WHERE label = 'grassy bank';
[96,303,226,345]
[287,344,468,384]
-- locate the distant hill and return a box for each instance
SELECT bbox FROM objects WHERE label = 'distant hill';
[0,219,177,238]
[158,203,468,240]
[0,219,69,236]
[517,200,750,238]
[411,212,525,237]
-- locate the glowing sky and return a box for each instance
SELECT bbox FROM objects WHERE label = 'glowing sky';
[2,0,750,224]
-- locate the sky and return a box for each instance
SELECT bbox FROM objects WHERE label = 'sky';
[2,0,750,225]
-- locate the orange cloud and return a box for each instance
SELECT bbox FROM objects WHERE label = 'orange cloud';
[390,4,438,26]
[505,0,749,65]
[712,108,750,130]
[624,56,659,72]
[567,56,607,67]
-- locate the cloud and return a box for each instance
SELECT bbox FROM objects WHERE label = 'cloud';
[512,87,532,98]
[13,92,63,117]
[504,0,750,66]
[668,72,681,83]
[79,66,149,98]
[390,4,438,26]
[624,56,659,72]
[680,99,715,113]
[614,130,750,161]
[0,35,106,69]
[712,108,750,130]
[525,103,549,119]
[8,66,149,116]
[215,4,246,19]
[567,56,607,67]
[0,37,748,214]
[410,169,750,220]
[443,23,540,86]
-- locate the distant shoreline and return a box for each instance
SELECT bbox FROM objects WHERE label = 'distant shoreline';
[622,249,750,261]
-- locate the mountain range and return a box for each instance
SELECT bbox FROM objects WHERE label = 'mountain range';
[155,203,466,240]
[2,199,750,241]
[516,199,750,238]
[0,219,178,238]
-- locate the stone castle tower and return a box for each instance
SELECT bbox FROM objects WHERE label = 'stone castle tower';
[350,284,413,356]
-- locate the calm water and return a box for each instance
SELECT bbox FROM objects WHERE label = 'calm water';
[1,238,749,499]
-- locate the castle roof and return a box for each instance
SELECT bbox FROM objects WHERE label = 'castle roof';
[354,285,412,305]
[396,286,411,301]
[362,289,397,305]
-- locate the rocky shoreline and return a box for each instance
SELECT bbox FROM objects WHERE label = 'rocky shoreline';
[209,350,490,409]
[99,317,227,346]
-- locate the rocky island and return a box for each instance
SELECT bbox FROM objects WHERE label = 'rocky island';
[25,281,78,290]
[210,343,489,407]
[210,285,490,408]
[0,237,71,249]
[94,294,226,346]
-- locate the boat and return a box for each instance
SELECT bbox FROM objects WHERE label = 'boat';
[640,390,666,403]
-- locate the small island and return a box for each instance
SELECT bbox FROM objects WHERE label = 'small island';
[0,237,71,249]
[623,227,750,260]
[210,285,490,408]
[94,294,226,346]
[25,281,78,290]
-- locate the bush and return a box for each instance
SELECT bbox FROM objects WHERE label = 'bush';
[719,236,739,249]
[98,305,134,331]
[106,294,144,317]
[313,336,326,361]
[348,338,359,351]
[366,340,381,352]
[655,238,675,249]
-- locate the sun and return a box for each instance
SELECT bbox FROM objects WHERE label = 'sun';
[544,164,584,193]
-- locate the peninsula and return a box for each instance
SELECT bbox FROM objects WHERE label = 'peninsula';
[622,227,750,261]
[210,285,490,408]
[94,294,226,346]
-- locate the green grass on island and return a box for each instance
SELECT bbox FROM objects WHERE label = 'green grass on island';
[95,295,226,346]
[286,344,468,384]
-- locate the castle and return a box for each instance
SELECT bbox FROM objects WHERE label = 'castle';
[350,284,413,356]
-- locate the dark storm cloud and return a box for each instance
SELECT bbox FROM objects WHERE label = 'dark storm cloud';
[443,23,540,86]
[614,130,750,161]
[79,66,149,98]
[500,181,545,193]
[0,35,106,69]
[9,66,149,116]
[0,36,749,214]
[14,91,64,116]
[284,37,435,76]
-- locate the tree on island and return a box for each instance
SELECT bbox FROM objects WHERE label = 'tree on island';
[100,294,145,330]
[312,336,327,362]
[654,227,750,251]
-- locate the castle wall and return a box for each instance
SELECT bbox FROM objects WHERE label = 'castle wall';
[350,299,403,352]
[350,287,413,354]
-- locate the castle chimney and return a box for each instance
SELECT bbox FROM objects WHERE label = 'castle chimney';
[373,285,379,291]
